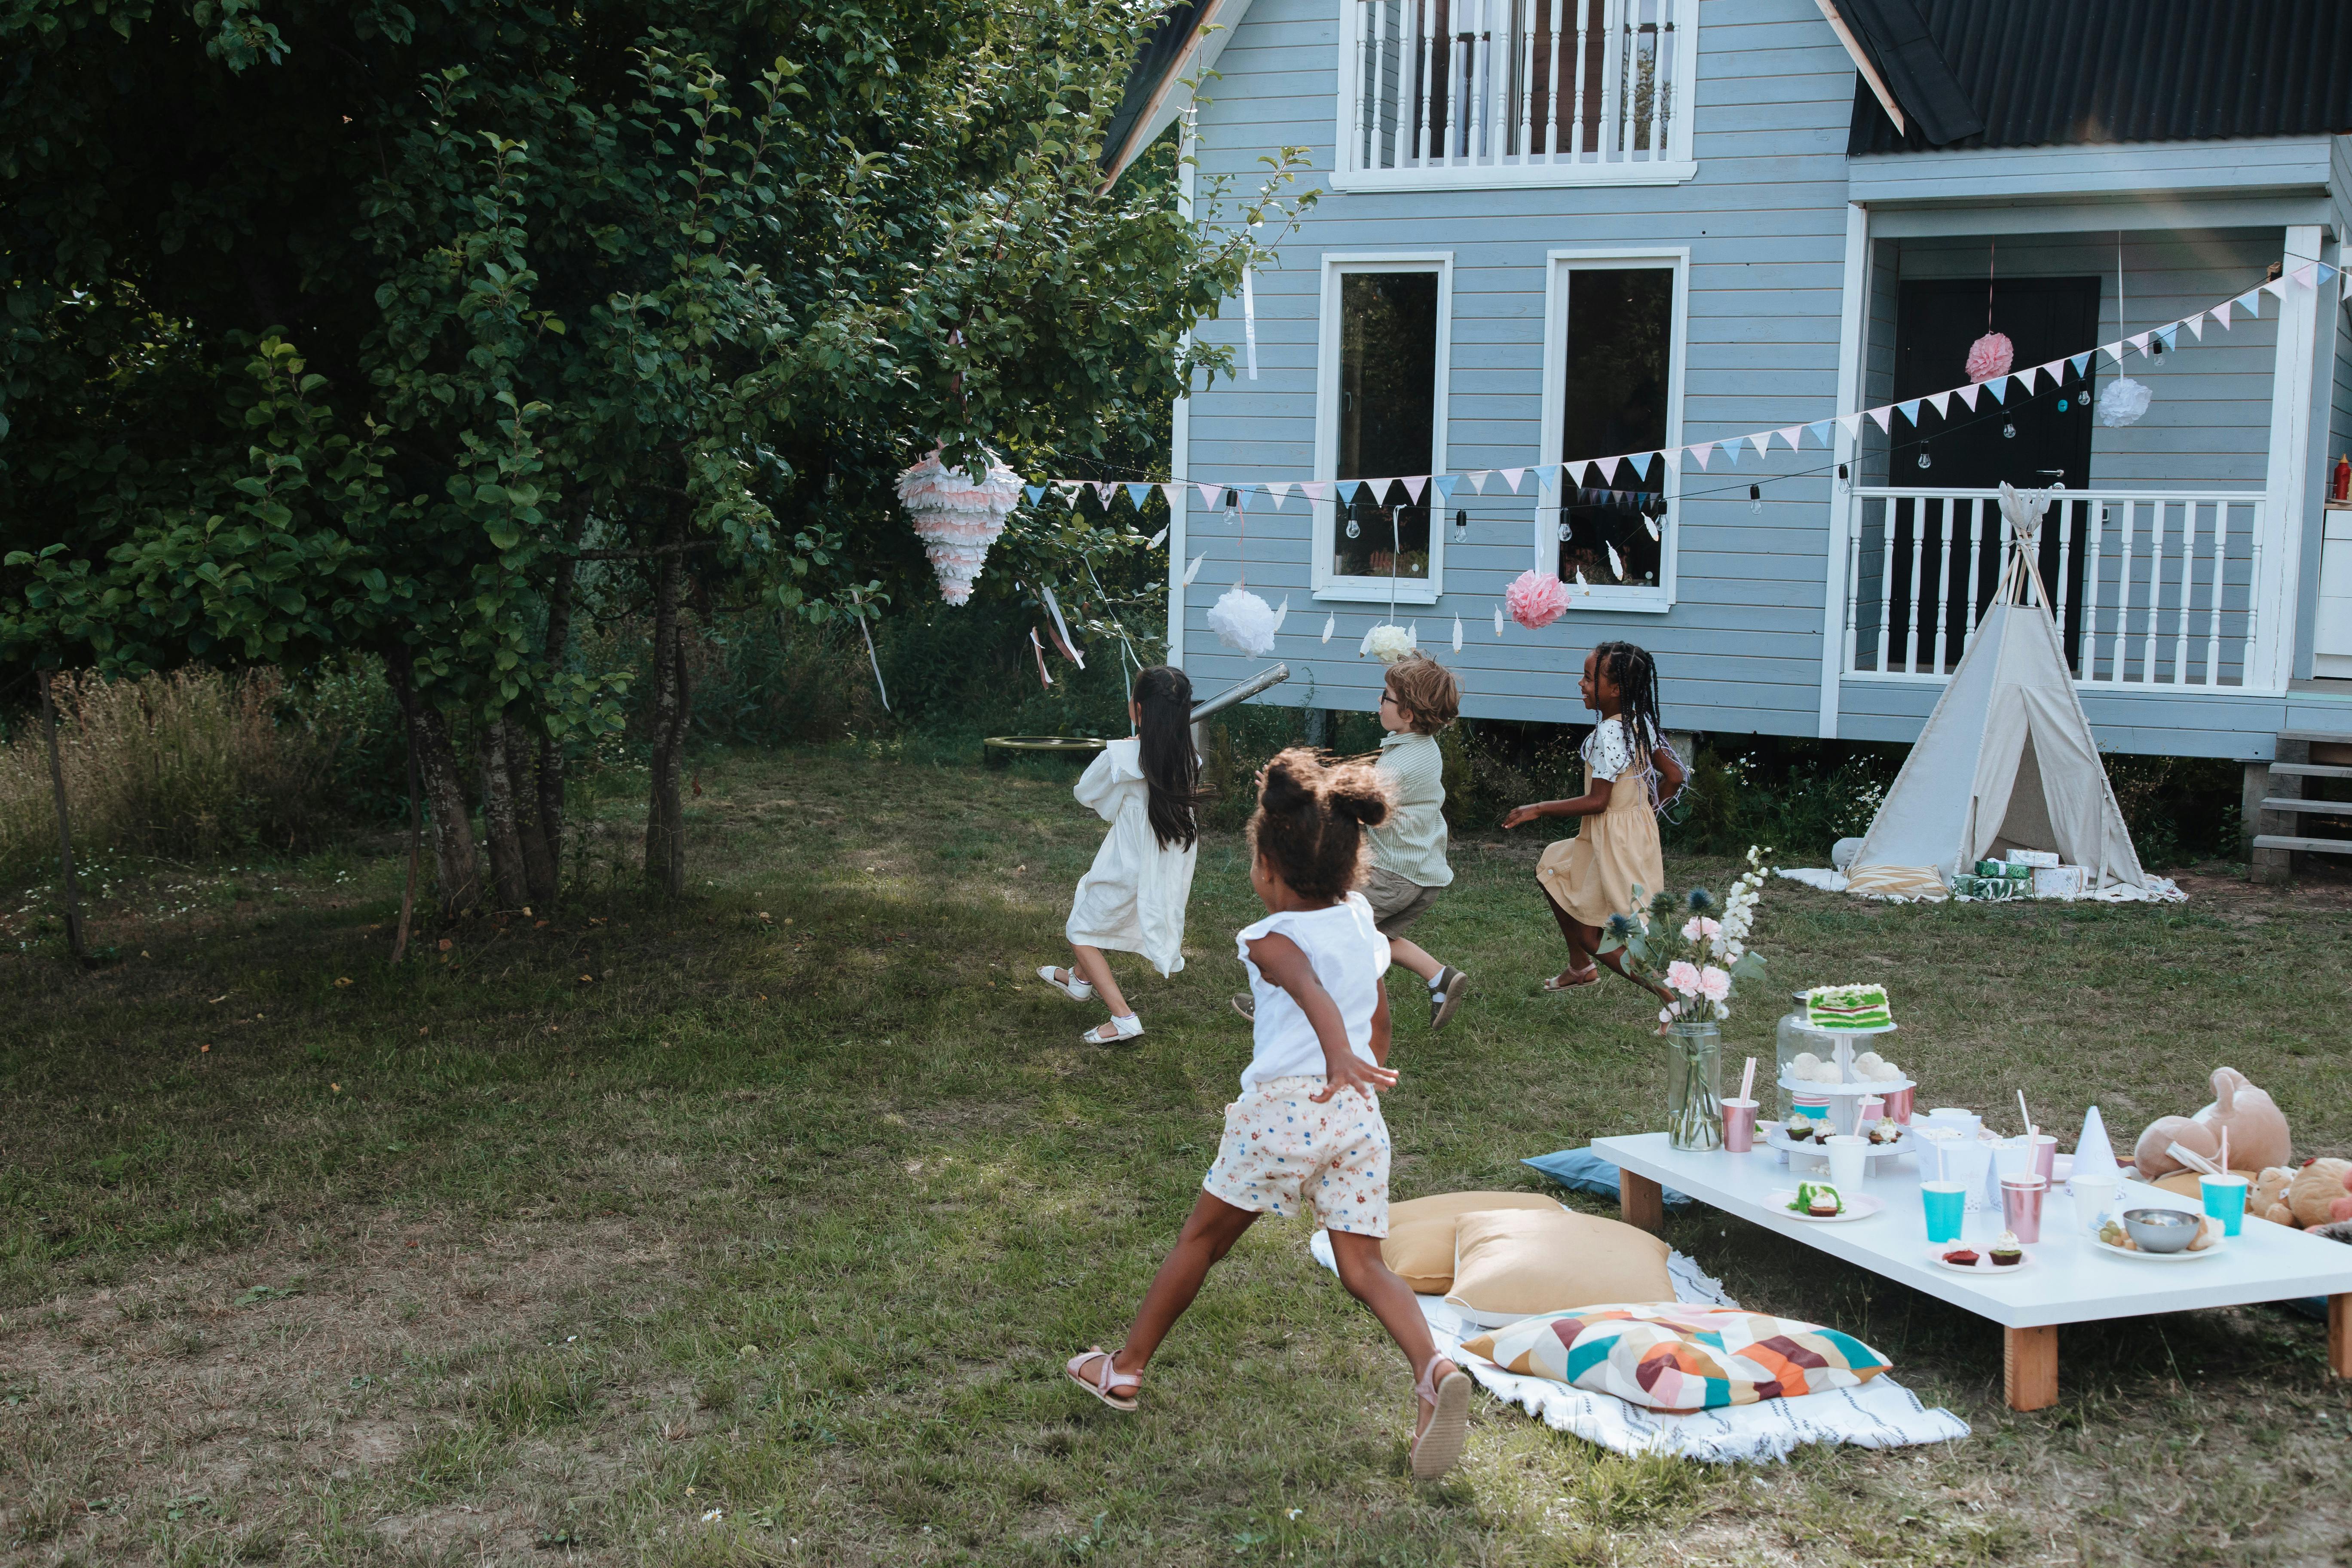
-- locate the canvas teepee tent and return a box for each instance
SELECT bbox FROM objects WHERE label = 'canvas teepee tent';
[1848,484,2153,895]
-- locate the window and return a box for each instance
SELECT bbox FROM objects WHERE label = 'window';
[1537,251,1685,608]
[1334,0,1698,191]
[1314,255,1452,602]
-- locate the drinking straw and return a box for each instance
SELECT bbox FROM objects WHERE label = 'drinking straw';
[2220,1125,2228,1175]
[1739,1056,1756,1104]
[2016,1089,2032,1140]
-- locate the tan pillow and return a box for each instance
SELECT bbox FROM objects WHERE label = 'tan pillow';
[1381,1192,1565,1293]
[1444,1208,1674,1328]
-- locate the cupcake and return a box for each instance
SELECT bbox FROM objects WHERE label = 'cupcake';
[1868,1116,1902,1146]
[1990,1230,2023,1266]
[1943,1248,1979,1267]
[1807,1186,1843,1218]
[1784,1113,1815,1143]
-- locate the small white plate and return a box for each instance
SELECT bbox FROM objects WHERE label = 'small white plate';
[1768,1190,1885,1223]
[1930,1244,2034,1275]
[2093,1235,2225,1263]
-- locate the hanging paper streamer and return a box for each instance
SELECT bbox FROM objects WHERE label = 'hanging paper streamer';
[1028,627,1054,688]
[1966,333,2013,383]
[1321,613,1335,644]
[2096,376,2151,428]
[1241,267,1259,381]
[1040,585,1084,670]
[1506,569,1571,630]
[897,451,1023,605]
[1360,623,1418,663]
[1207,584,1281,656]
[1452,616,1463,653]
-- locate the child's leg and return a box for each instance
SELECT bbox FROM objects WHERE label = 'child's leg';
[1105,1191,1260,1381]
[1067,943,1133,1018]
[1543,892,1600,985]
[1324,1231,1442,1375]
[1386,936,1443,983]
[1578,918,1674,1002]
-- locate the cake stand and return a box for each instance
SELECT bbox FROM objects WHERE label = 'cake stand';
[1779,1033,1911,1136]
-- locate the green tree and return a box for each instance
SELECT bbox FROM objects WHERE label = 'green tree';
[1,0,1308,911]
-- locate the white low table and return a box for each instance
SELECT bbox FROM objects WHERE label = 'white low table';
[1593,1132,2352,1411]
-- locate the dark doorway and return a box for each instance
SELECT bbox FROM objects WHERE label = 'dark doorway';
[1881,274,2102,672]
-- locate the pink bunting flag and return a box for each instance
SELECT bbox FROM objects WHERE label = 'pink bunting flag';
[1197,481,1221,507]
[1866,406,1893,432]
[1401,476,1428,503]
[2036,360,2065,385]
[1687,442,1713,469]
[2127,332,2151,357]
[1301,480,1330,503]
[2211,301,2233,329]
[1776,427,1804,450]
[2291,262,2318,289]
[1597,454,1623,484]
[1093,481,1118,507]
[1501,467,1525,493]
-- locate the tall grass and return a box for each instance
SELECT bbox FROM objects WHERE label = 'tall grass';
[0,667,381,874]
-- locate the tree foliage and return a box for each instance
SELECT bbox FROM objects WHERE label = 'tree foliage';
[0,0,1311,909]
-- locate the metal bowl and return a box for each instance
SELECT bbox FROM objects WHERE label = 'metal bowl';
[2120,1207,2200,1255]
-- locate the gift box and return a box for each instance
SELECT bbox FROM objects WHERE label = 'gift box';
[1954,874,2027,900]
[2004,849,2060,870]
[1974,860,2031,880]
[2032,864,2088,899]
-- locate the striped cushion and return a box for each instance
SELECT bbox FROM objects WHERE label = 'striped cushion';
[1844,864,1948,902]
[1460,1304,1893,1413]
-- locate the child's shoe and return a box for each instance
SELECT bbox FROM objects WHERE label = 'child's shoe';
[1428,967,1469,1031]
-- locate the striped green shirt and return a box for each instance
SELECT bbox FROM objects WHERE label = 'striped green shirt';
[1366,730,1453,889]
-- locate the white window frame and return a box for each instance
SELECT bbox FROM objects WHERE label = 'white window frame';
[1311,251,1454,605]
[1330,0,1700,193]
[1534,247,1687,613]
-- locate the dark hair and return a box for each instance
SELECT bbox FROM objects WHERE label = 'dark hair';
[1384,655,1460,735]
[1248,747,1391,903]
[1592,641,1665,759]
[1135,665,1204,851]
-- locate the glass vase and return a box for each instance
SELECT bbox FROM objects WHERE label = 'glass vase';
[1666,1022,1724,1151]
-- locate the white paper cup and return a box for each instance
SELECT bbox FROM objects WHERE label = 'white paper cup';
[2070,1172,2120,1232]
[1825,1133,1868,1191]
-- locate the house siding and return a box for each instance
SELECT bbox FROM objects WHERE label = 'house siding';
[1181,0,1861,738]
[1170,0,2337,758]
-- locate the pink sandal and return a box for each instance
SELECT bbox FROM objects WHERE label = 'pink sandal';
[1065,1348,1141,1412]
[1410,1356,1470,1479]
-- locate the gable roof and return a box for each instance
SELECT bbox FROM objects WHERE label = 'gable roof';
[1843,0,2352,154]
[1099,0,1251,187]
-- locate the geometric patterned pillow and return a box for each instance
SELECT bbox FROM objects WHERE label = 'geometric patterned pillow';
[1459,1303,1893,1413]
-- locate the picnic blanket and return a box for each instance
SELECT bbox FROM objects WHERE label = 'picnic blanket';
[1776,867,2183,904]
[1308,1231,1969,1464]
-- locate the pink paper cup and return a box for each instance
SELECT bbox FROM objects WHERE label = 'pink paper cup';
[2028,1133,2058,1185]
[2000,1174,2047,1243]
[1883,1086,1915,1124]
[1721,1098,1759,1153]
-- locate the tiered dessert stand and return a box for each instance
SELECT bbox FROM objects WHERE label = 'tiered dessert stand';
[1772,1029,1916,1166]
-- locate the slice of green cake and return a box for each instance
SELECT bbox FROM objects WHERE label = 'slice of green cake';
[1803,983,1892,1030]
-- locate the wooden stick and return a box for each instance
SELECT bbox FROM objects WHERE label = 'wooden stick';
[37,671,89,966]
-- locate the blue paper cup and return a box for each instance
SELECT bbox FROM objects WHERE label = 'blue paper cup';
[1921,1180,1967,1244]
[2200,1173,2247,1237]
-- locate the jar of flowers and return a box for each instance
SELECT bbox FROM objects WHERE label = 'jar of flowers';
[1601,846,1773,1150]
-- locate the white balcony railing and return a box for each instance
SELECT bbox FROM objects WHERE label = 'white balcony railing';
[1841,488,2266,691]
[1336,0,1697,189]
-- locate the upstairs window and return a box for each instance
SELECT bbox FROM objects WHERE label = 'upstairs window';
[1337,0,1698,190]
[1314,255,1452,603]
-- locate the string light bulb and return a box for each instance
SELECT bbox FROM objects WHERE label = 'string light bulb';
[1748,484,1762,514]
[2002,422,2018,440]
[1452,509,1468,542]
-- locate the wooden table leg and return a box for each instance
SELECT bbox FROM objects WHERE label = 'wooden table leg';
[2004,1324,2058,1412]
[2331,1295,2349,1379]
[1620,1170,1663,1232]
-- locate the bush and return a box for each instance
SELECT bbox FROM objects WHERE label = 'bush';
[0,666,393,873]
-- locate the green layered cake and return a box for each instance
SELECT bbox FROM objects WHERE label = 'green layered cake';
[1802,983,1893,1030]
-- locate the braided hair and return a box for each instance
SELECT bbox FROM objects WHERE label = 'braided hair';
[1592,641,1667,793]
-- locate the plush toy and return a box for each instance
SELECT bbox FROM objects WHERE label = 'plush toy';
[2132,1067,2291,1179]
[2289,1158,2352,1228]
[2255,1166,2297,1226]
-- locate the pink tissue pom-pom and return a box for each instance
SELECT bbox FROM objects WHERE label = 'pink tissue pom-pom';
[1505,569,1572,631]
[1965,331,2014,383]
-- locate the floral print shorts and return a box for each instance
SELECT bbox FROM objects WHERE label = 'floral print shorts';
[1201,1075,1391,1237]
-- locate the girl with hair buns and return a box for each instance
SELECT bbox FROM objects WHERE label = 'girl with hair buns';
[1038,666,1204,1044]
[1064,749,1471,1481]
[1504,642,1685,1002]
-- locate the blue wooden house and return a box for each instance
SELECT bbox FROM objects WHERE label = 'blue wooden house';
[1105,0,2352,784]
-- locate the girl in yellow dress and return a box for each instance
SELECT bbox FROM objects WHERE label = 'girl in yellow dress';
[1504,642,1685,998]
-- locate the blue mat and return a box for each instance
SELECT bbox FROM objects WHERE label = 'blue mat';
[1524,1145,1692,1210]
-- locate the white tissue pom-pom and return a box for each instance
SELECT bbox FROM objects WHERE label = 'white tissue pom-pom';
[1207,585,1281,656]
[1360,623,1419,664]
[896,452,1022,605]
[2096,376,2151,428]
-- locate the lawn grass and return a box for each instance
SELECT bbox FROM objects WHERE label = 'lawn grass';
[2,743,2349,1566]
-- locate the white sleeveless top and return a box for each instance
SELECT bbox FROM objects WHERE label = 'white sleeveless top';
[1232,893,1391,1091]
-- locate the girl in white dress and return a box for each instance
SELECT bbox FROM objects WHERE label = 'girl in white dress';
[1038,666,1203,1044]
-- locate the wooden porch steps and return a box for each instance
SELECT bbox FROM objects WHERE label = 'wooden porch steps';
[2253,836,2352,855]
[2258,798,2352,815]
[2251,732,2352,879]
[2271,763,2352,781]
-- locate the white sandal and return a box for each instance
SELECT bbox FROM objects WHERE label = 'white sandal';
[1065,1348,1140,1411]
[1038,965,1095,1001]
[1081,1014,1144,1045]
[1410,1355,1470,1479]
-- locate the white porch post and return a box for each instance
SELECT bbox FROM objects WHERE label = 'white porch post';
[1818,201,1871,738]
[2254,223,2324,691]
